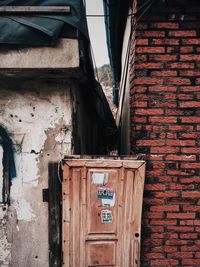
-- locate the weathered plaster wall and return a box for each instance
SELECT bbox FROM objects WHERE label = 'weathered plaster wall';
[0,79,73,267]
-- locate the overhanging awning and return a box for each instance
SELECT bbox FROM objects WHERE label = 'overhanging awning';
[0,0,89,46]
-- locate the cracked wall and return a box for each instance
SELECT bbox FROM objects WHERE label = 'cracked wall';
[0,79,74,267]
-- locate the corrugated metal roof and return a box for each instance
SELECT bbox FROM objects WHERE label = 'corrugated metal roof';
[0,0,89,45]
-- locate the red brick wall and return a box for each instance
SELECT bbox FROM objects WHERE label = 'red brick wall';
[130,0,200,266]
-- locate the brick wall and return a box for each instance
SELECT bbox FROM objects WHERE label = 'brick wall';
[130,0,200,266]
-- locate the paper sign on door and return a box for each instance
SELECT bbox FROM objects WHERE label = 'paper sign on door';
[100,209,113,223]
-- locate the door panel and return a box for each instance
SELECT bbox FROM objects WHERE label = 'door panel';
[62,158,145,267]
[87,169,119,235]
[86,241,116,266]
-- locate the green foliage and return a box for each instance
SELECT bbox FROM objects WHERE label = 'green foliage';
[96,64,113,87]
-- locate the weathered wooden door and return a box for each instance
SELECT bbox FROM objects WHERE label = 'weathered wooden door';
[62,158,145,267]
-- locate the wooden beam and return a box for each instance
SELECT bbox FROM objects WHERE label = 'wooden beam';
[0,6,71,15]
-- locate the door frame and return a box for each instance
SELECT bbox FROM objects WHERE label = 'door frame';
[61,156,146,267]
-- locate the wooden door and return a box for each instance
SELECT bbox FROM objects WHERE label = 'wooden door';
[62,158,145,267]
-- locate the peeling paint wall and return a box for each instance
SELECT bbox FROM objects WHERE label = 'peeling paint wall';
[0,79,74,267]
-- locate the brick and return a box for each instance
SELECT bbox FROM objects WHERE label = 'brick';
[134,77,164,85]
[180,220,200,226]
[151,22,179,29]
[149,116,177,123]
[167,252,194,258]
[150,133,166,139]
[153,192,179,198]
[169,184,194,190]
[149,54,177,61]
[150,205,179,212]
[164,246,178,252]
[145,184,166,190]
[166,140,195,146]
[136,31,165,37]
[166,239,194,246]
[180,70,200,76]
[143,239,163,246]
[135,62,163,69]
[167,170,192,176]
[182,259,200,265]
[136,46,165,53]
[181,245,199,252]
[164,77,191,85]
[180,54,200,61]
[170,125,194,132]
[182,38,200,45]
[179,86,200,92]
[167,213,195,219]
[151,38,179,45]
[148,86,177,92]
[151,219,177,225]
[135,108,164,115]
[180,233,198,239]
[167,133,177,138]
[166,62,195,69]
[152,234,178,240]
[182,192,200,198]
[143,212,165,219]
[144,252,165,259]
[181,148,200,154]
[181,163,200,168]
[150,226,164,233]
[137,140,165,146]
[181,117,200,123]
[180,46,194,53]
[134,101,147,107]
[157,177,177,183]
[166,226,194,233]
[180,101,200,108]
[177,94,194,100]
[150,259,178,266]
[151,147,179,154]
[136,39,149,45]
[151,70,177,76]
[195,78,200,84]
[143,198,165,205]
[166,155,196,161]
[133,117,147,123]
[149,101,177,108]
[181,178,200,184]
[169,30,197,37]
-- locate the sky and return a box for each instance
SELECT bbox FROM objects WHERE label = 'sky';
[85,0,109,67]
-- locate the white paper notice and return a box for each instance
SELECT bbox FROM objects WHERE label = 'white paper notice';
[102,193,115,207]
[92,172,108,185]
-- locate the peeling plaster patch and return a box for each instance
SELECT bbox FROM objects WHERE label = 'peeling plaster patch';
[21,153,39,186]
[12,198,36,222]
[0,146,3,202]
[55,127,72,156]
[0,207,11,266]
[0,234,11,266]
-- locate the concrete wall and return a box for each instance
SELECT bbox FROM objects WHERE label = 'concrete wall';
[0,79,73,267]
